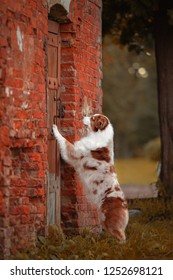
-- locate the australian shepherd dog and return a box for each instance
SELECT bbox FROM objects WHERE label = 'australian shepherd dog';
[52,114,129,241]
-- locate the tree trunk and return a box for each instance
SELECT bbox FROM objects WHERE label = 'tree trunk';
[155,2,173,197]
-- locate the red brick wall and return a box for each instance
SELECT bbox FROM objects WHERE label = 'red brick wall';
[60,0,102,233]
[0,0,48,257]
[0,0,102,258]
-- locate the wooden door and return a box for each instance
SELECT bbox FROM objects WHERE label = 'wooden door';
[47,20,62,225]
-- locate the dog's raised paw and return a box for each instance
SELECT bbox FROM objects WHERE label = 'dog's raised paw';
[52,124,57,130]
[52,124,58,135]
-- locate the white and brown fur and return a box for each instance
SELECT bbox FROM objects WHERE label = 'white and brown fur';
[52,114,129,241]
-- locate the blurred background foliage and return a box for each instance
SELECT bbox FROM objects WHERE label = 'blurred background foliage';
[102,0,173,194]
[102,0,173,51]
[102,37,160,159]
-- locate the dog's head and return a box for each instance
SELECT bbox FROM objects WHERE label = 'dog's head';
[83,114,110,133]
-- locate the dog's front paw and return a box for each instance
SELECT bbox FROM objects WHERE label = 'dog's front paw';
[52,124,59,137]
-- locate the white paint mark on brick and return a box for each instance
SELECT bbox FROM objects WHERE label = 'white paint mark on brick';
[5,87,13,97]
[70,66,77,77]
[5,87,10,97]
[23,90,30,95]
[16,26,23,52]
[71,110,76,117]
[10,130,16,137]
[83,96,93,116]
[31,132,36,139]
[21,102,28,109]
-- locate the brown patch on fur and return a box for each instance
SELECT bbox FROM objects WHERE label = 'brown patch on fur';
[109,165,115,173]
[93,189,97,195]
[101,197,128,241]
[83,163,97,171]
[122,199,128,208]
[91,147,110,163]
[91,114,109,132]
[93,180,104,185]
[66,142,84,161]
[66,141,79,160]
[115,186,121,191]
[103,198,125,210]
[104,187,112,197]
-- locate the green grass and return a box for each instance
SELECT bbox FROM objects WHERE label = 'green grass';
[115,158,158,185]
[14,198,173,260]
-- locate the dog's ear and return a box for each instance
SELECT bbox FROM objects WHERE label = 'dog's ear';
[91,115,109,132]
[95,115,109,131]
